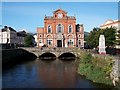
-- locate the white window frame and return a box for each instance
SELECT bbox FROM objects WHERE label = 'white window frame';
[56,24,64,33]
[47,25,52,33]
[68,25,72,33]
[47,39,53,46]
[68,39,74,46]
[78,39,81,45]
[39,39,42,43]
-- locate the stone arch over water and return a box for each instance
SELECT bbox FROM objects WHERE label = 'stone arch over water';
[58,52,76,60]
[39,52,57,60]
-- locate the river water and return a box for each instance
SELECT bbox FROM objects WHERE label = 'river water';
[2,59,113,88]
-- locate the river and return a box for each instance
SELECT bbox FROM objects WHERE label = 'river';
[2,59,113,88]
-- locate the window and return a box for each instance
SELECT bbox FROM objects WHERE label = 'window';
[77,26,80,32]
[68,39,73,46]
[57,24,63,33]
[47,40,52,45]
[39,35,41,38]
[39,40,42,43]
[48,25,52,33]
[78,40,81,45]
[68,25,72,33]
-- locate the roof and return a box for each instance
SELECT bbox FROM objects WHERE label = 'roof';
[1,26,16,32]
[100,19,120,27]
[17,31,27,37]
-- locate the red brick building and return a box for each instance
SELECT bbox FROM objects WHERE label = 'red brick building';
[37,9,84,48]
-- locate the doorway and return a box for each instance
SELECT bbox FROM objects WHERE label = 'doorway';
[57,40,62,47]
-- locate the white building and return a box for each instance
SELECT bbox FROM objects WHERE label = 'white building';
[0,26,27,48]
[100,19,120,29]
[100,19,120,49]
[33,34,37,46]
[0,26,17,45]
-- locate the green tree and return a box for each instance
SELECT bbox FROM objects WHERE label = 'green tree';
[24,34,34,47]
[103,27,116,46]
[116,29,120,46]
[87,28,100,48]
[84,32,89,41]
[86,27,116,48]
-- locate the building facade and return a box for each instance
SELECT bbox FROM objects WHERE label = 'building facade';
[0,26,17,45]
[0,26,27,48]
[37,9,84,48]
[17,31,27,46]
[33,34,37,46]
[100,19,120,49]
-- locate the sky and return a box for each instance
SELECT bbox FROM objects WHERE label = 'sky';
[2,2,118,33]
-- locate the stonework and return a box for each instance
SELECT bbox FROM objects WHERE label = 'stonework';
[37,9,84,48]
[99,35,106,54]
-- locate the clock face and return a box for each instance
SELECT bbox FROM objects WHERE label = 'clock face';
[58,13,63,18]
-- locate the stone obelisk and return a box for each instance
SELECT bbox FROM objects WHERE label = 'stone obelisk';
[99,35,106,55]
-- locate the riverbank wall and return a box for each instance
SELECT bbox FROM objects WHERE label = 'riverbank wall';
[110,55,120,88]
[77,51,114,86]
[2,49,37,65]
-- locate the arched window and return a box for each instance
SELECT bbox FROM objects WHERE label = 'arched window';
[47,25,52,33]
[68,39,74,46]
[47,40,52,46]
[57,24,63,33]
[39,40,42,43]
[68,25,72,33]
[78,40,81,45]
[46,35,52,46]
[39,35,42,38]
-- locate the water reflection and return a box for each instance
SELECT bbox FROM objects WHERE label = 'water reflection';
[2,59,113,88]
[37,60,77,88]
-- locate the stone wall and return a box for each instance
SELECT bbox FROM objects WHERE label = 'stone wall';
[110,55,120,86]
[2,49,37,64]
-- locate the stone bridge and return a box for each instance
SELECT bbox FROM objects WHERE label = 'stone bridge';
[20,47,81,58]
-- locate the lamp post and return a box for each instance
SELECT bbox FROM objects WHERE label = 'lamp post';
[62,33,65,47]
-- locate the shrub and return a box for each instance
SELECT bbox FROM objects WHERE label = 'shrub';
[78,51,113,85]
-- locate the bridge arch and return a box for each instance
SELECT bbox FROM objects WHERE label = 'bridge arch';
[39,52,57,60]
[58,52,76,60]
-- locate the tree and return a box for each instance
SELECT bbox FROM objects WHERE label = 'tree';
[24,34,34,47]
[86,27,116,48]
[116,29,120,46]
[103,27,116,46]
[84,32,89,41]
[86,28,100,48]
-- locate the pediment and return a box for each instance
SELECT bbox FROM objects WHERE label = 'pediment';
[103,19,114,25]
[53,9,67,14]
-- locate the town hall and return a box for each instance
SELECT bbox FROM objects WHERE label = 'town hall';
[37,9,84,48]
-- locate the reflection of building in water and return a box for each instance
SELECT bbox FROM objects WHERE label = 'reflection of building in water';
[37,61,77,88]
[37,9,84,48]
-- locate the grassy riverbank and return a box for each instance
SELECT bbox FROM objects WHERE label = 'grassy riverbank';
[77,51,113,85]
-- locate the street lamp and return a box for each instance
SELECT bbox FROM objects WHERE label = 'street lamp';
[62,33,65,47]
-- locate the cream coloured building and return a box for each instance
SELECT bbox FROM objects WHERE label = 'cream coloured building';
[100,19,120,49]
[0,26,17,45]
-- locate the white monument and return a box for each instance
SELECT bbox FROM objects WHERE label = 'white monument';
[99,35,106,55]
